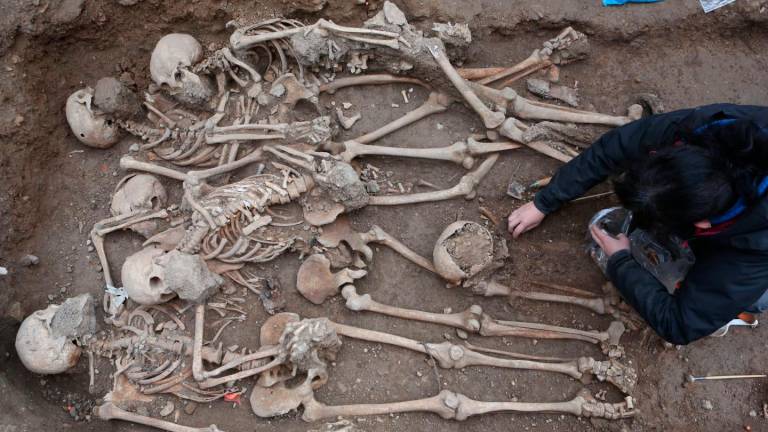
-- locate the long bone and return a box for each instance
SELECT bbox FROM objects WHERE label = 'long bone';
[319,74,428,94]
[477,27,588,87]
[428,44,505,129]
[330,322,636,394]
[498,117,574,162]
[317,216,437,273]
[333,137,520,169]
[341,286,625,353]
[470,82,642,127]
[302,388,635,422]
[94,401,224,432]
[368,153,498,206]
[353,91,452,144]
[231,18,401,51]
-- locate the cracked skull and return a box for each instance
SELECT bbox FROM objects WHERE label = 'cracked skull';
[65,87,120,149]
[15,295,96,375]
[110,174,168,238]
[150,33,213,106]
[122,246,223,305]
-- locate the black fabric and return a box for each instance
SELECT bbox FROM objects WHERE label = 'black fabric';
[533,104,768,344]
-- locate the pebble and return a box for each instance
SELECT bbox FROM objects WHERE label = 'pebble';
[129,143,140,152]
[184,402,198,415]
[436,123,445,130]
[750,410,757,417]
[47,294,56,301]
[0,266,7,276]
[342,102,352,109]
[87,245,95,252]
[365,180,380,194]
[19,254,39,266]
[702,399,714,411]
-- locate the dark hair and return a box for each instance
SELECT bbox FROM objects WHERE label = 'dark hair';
[613,118,768,239]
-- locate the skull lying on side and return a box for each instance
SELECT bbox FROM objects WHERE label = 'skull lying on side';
[15,294,96,374]
[110,174,168,238]
[122,246,223,305]
[65,87,120,149]
[150,33,213,106]
[433,221,494,285]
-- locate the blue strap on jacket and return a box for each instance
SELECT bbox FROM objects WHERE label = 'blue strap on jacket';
[603,0,663,5]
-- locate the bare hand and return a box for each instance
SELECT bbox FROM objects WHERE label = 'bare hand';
[507,202,546,238]
[589,224,630,257]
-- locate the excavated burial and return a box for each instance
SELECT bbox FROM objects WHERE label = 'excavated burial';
[2,1,768,432]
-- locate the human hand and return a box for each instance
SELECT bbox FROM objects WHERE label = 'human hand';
[589,224,630,257]
[507,202,546,238]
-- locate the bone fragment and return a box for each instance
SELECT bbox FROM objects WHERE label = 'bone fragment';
[319,74,427,94]
[335,108,361,130]
[297,254,367,304]
[526,78,579,107]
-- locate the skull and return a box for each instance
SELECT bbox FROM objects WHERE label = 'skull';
[15,294,96,375]
[110,174,167,238]
[121,245,173,305]
[150,33,213,106]
[432,221,494,284]
[122,246,223,305]
[65,87,120,149]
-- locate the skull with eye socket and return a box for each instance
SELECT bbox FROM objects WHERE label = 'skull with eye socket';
[65,87,120,149]
[150,33,214,106]
[121,246,223,306]
[110,174,168,238]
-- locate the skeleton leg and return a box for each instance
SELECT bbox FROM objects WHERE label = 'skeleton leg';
[341,286,625,350]
[340,138,520,169]
[428,44,505,129]
[330,323,636,393]
[355,91,452,144]
[301,389,636,422]
[368,154,497,205]
[319,74,428,94]
[94,402,224,432]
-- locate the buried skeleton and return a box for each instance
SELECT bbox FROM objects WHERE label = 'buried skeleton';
[13,1,667,431]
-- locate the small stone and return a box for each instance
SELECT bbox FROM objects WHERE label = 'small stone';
[184,402,198,415]
[128,143,140,152]
[13,115,24,126]
[87,245,95,252]
[702,399,714,411]
[365,180,380,194]
[19,254,39,267]
[159,401,175,417]
[93,77,141,117]
[750,410,757,417]
[532,339,538,346]
[7,302,23,322]
[456,329,468,340]
[507,181,525,200]
[60,287,67,293]
[436,122,444,130]
[443,307,452,314]
[416,371,423,377]
[269,83,286,97]
[342,102,352,109]
[0,266,7,276]
[391,103,400,108]
[47,294,56,301]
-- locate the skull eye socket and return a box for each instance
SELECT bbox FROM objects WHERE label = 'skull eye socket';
[174,70,183,82]
[149,276,163,290]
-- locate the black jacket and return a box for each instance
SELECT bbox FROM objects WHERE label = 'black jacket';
[533,104,768,345]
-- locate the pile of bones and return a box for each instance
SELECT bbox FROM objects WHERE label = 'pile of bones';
[16,3,652,431]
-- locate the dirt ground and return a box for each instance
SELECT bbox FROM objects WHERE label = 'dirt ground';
[1,0,768,431]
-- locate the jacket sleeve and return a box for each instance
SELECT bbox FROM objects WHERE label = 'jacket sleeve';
[533,109,693,214]
[606,247,768,345]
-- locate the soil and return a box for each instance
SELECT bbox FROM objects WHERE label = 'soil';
[1,1,768,432]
